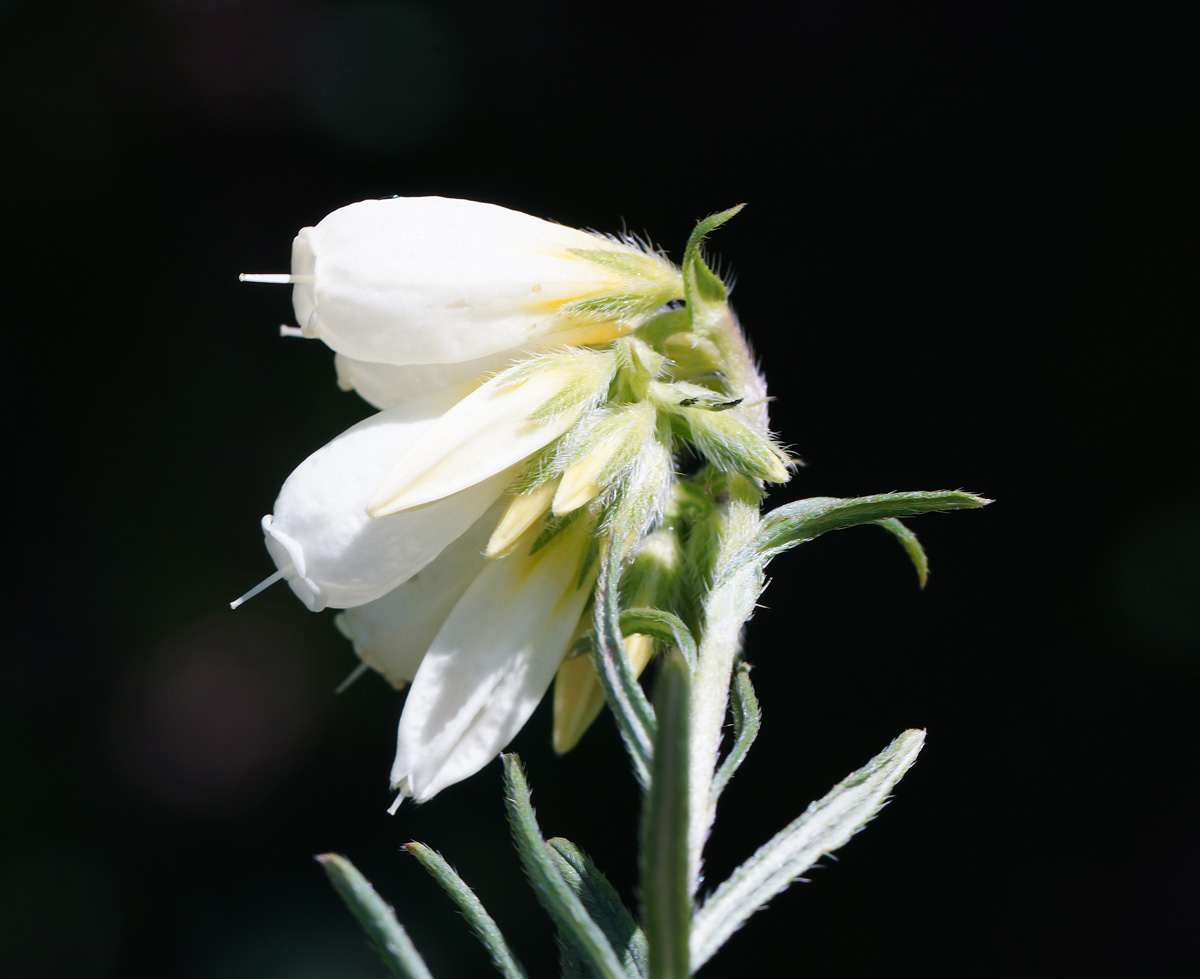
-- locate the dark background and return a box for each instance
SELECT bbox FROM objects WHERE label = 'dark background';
[5,1,1197,976]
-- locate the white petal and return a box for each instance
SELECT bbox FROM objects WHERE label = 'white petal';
[334,349,519,410]
[390,522,596,802]
[368,358,606,515]
[333,498,500,688]
[263,390,513,611]
[292,197,666,365]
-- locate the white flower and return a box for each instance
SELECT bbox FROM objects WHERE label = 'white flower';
[234,196,788,804]
[340,515,597,805]
[285,196,683,366]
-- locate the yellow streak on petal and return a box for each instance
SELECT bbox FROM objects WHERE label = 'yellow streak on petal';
[485,479,559,558]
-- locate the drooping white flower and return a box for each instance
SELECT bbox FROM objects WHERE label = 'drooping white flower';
[282,196,683,366]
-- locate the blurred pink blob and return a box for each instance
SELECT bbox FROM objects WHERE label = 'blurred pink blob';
[108,613,320,816]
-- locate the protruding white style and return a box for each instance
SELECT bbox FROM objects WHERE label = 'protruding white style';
[229,569,284,609]
[240,273,315,284]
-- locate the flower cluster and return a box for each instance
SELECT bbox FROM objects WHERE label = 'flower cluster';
[237,197,790,804]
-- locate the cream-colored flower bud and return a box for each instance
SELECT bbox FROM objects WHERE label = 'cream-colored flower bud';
[287,197,683,366]
[552,634,655,755]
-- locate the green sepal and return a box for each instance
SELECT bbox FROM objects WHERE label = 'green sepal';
[656,391,790,483]
[404,843,529,979]
[546,838,648,978]
[316,853,435,979]
[568,247,665,278]
[559,249,685,323]
[682,206,744,310]
[510,441,563,495]
[529,508,585,556]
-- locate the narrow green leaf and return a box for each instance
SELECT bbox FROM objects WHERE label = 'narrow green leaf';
[640,653,692,979]
[316,853,434,979]
[875,517,929,588]
[404,843,528,979]
[502,755,630,979]
[592,550,658,788]
[710,660,761,801]
[547,838,648,977]
[690,729,926,969]
[752,490,991,566]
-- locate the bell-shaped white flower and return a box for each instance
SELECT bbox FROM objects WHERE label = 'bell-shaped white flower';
[259,388,515,612]
[286,196,683,366]
[386,517,598,804]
